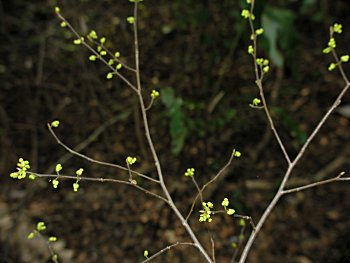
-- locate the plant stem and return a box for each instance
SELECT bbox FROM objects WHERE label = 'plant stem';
[132,2,213,262]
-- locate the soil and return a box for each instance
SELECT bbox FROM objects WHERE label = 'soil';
[1,1,350,263]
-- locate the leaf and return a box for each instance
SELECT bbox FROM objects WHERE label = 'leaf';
[262,5,296,68]
[160,87,176,108]
[160,87,187,155]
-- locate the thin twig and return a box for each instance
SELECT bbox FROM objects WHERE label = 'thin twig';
[89,38,136,72]
[186,152,235,221]
[46,111,132,173]
[247,1,291,165]
[48,124,159,183]
[211,237,216,263]
[30,172,169,203]
[141,242,197,263]
[145,97,155,111]
[282,172,349,195]
[56,12,138,93]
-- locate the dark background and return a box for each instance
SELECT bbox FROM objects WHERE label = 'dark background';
[1,0,350,262]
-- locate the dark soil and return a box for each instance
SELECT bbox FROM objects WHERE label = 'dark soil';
[1,1,350,262]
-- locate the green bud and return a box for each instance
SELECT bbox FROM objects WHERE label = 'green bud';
[322,47,332,54]
[328,38,336,48]
[233,151,241,157]
[252,98,261,106]
[48,236,57,242]
[36,221,46,231]
[184,168,195,177]
[89,55,97,61]
[328,63,337,71]
[127,17,135,24]
[227,208,235,215]
[150,90,159,99]
[55,164,62,173]
[255,28,264,35]
[76,168,84,176]
[241,9,250,19]
[51,120,60,128]
[52,179,59,189]
[263,66,270,73]
[221,198,229,207]
[27,232,35,239]
[73,38,82,45]
[340,55,349,62]
[106,72,113,79]
[333,23,342,34]
[126,156,137,165]
[88,30,98,39]
[73,182,79,192]
[248,45,254,55]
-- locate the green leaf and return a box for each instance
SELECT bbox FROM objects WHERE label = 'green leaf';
[160,87,187,155]
[261,6,296,68]
[160,87,175,108]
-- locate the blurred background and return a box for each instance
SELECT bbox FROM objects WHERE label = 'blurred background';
[1,0,350,262]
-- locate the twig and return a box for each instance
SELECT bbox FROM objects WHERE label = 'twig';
[88,39,136,72]
[186,152,235,221]
[55,12,138,93]
[30,172,169,204]
[48,124,159,183]
[247,1,291,165]
[282,172,349,195]
[141,242,197,263]
[145,97,155,111]
[46,111,132,173]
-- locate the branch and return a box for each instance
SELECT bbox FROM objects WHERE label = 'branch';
[238,5,350,263]
[30,172,169,204]
[48,124,159,184]
[46,111,132,173]
[247,1,291,165]
[186,152,235,221]
[131,2,213,262]
[141,242,197,263]
[282,172,349,195]
[55,12,138,93]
